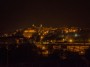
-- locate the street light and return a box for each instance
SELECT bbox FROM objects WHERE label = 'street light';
[68,39,73,43]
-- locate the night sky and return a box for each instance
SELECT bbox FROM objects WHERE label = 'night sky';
[0,0,90,33]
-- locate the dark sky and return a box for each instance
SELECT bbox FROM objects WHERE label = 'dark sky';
[0,0,90,33]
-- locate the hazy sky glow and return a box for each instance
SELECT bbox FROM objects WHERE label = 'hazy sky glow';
[0,0,90,33]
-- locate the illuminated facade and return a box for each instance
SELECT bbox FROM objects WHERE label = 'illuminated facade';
[23,28,36,38]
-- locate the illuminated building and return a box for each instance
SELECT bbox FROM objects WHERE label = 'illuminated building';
[23,29,36,38]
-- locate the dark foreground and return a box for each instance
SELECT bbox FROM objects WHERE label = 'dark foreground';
[0,44,90,67]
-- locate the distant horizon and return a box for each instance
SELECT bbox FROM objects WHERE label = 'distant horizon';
[0,1,90,33]
[0,24,90,34]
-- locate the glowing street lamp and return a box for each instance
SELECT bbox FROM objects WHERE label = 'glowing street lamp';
[68,39,73,43]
